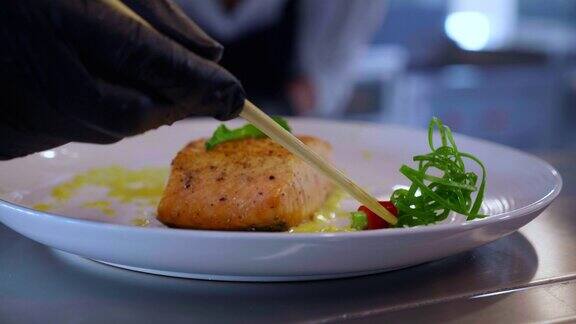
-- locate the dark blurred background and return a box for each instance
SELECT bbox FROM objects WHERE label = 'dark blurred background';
[176,0,576,153]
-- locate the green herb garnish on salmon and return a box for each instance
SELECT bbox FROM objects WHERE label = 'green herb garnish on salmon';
[205,116,291,150]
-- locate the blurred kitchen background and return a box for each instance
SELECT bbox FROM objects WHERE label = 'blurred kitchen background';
[346,0,576,152]
[178,0,576,153]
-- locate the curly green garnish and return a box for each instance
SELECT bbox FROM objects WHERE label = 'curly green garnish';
[391,117,486,227]
[205,116,291,150]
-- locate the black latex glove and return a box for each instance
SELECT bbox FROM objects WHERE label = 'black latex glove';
[0,0,245,159]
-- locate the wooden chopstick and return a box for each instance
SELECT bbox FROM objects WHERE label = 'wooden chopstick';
[240,100,398,225]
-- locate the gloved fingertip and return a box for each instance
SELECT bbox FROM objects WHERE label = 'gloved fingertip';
[206,43,224,62]
[211,81,246,121]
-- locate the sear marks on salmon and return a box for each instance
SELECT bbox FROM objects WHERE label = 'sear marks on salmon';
[157,136,333,231]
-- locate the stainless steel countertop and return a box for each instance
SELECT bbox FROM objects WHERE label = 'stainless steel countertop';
[1,152,575,323]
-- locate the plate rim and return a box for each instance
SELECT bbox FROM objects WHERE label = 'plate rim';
[0,119,563,239]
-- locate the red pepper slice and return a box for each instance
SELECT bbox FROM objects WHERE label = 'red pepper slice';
[358,201,398,230]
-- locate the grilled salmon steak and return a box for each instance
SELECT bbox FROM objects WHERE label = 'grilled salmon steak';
[157,136,333,231]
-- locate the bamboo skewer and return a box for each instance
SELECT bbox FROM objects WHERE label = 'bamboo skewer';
[240,100,398,225]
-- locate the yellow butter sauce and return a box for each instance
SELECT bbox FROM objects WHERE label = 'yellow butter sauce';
[131,217,151,227]
[81,200,116,216]
[32,202,54,212]
[289,189,355,233]
[32,166,168,228]
[51,166,168,205]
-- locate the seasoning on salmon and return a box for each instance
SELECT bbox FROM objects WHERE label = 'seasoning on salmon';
[157,136,333,231]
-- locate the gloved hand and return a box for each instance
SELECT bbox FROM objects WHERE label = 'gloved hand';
[0,0,245,159]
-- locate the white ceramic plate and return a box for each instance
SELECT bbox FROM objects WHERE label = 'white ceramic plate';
[0,119,562,281]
